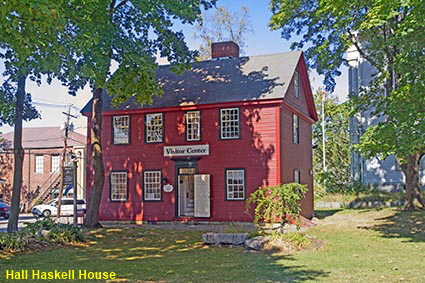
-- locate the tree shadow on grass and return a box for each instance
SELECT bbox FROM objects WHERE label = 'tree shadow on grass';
[78,228,329,282]
[314,209,342,220]
[359,209,425,243]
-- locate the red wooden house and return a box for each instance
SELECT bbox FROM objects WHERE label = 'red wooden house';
[81,42,318,222]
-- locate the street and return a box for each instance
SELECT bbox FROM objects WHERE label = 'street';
[0,214,37,232]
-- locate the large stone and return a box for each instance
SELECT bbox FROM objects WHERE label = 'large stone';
[41,230,50,237]
[244,236,270,251]
[202,233,248,245]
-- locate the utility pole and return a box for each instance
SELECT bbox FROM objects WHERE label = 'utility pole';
[57,105,77,219]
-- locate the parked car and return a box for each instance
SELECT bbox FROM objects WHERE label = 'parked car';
[32,198,86,217]
[0,201,10,219]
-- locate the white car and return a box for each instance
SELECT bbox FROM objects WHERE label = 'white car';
[32,198,86,217]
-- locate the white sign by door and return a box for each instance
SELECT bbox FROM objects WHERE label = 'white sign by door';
[194,174,210,218]
[164,145,209,157]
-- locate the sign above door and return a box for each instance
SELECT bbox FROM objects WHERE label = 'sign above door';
[164,144,209,157]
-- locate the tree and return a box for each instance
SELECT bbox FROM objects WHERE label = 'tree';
[56,0,216,227]
[194,5,252,60]
[246,183,308,229]
[269,0,425,210]
[0,1,70,232]
[312,90,350,193]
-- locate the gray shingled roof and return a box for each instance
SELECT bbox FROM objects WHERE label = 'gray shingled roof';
[81,51,302,112]
[1,127,86,149]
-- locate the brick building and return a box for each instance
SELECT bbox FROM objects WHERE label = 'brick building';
[82,42,318,222]
[0,127,86,209]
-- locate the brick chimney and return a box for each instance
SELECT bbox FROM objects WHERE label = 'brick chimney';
[211,41,239,59]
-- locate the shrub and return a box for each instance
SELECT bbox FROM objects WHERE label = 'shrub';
[245,183,308,229]
[281,232,311,248]
[0,232,29,252]
[47,224,84,244]
[1,219,84,253]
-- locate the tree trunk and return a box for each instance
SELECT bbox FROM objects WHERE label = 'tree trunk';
[7,76,26,233]
[401,153,424,211]
[84,88,105,228]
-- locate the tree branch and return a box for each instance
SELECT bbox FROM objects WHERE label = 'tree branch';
[346,28,382,72]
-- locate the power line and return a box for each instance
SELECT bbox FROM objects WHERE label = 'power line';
[32,101,81,112]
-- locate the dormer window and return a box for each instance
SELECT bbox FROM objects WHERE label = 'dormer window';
[294,70,300,99]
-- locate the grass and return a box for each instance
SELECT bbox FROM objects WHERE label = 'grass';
[315,190,416,203]
[1,208,425,282]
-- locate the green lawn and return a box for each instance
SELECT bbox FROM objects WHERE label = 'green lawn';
[1,208,424,283]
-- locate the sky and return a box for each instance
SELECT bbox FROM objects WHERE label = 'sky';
[0,1,347,135]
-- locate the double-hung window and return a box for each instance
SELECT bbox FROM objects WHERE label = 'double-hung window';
[294,70,300,99]
[226,169,245,200]
[113,115,130,144]
[220,108,239,139]
[294,169,301,183]
[145,113,163,143]
[110,171,128,201]
[51,155,60,173]
[144,170,162,201]
[186,111,201,141]
[293,113,299,144]
[35,155,44,174]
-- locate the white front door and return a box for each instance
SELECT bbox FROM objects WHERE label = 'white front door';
[194,174,210,218]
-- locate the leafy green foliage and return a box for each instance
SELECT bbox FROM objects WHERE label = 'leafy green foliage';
[0,218,84,252]
[47,223,84,244]
[0,231,29,252]
[246,183,308,228]
[58,0,217,103]
[269,0,425,209]
[280,232,311,248]
[313,90,350,193]
[0,83,39,126]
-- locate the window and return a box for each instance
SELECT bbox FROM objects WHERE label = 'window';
[226,169,245,200]
[144,171,162,201]
[35,155,44,174]
[294,70,300,98]
[51,155,60,173]
[110,171,128,201]
[113,115,130,144]
[294,169,300,183]
[145,113,163,143]
[179,167,196,175]
[220,108,239,139]
[293,113,299,144]
[186,111,201,141]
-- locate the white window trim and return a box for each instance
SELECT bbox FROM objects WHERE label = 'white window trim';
[113,115,130,144]
[35,155,44,174]
[186,111,201,141]
[51,154,60,173]
[226,169,245,200]
[110,171,128,202]
[220,108,240,140]
[144,170,162,201]
[145,113,163,143]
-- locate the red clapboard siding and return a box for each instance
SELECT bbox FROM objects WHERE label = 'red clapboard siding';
[86,102,282,222]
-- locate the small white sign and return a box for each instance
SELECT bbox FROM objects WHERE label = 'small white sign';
[164,144,209,157]
[163,184,174,192]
